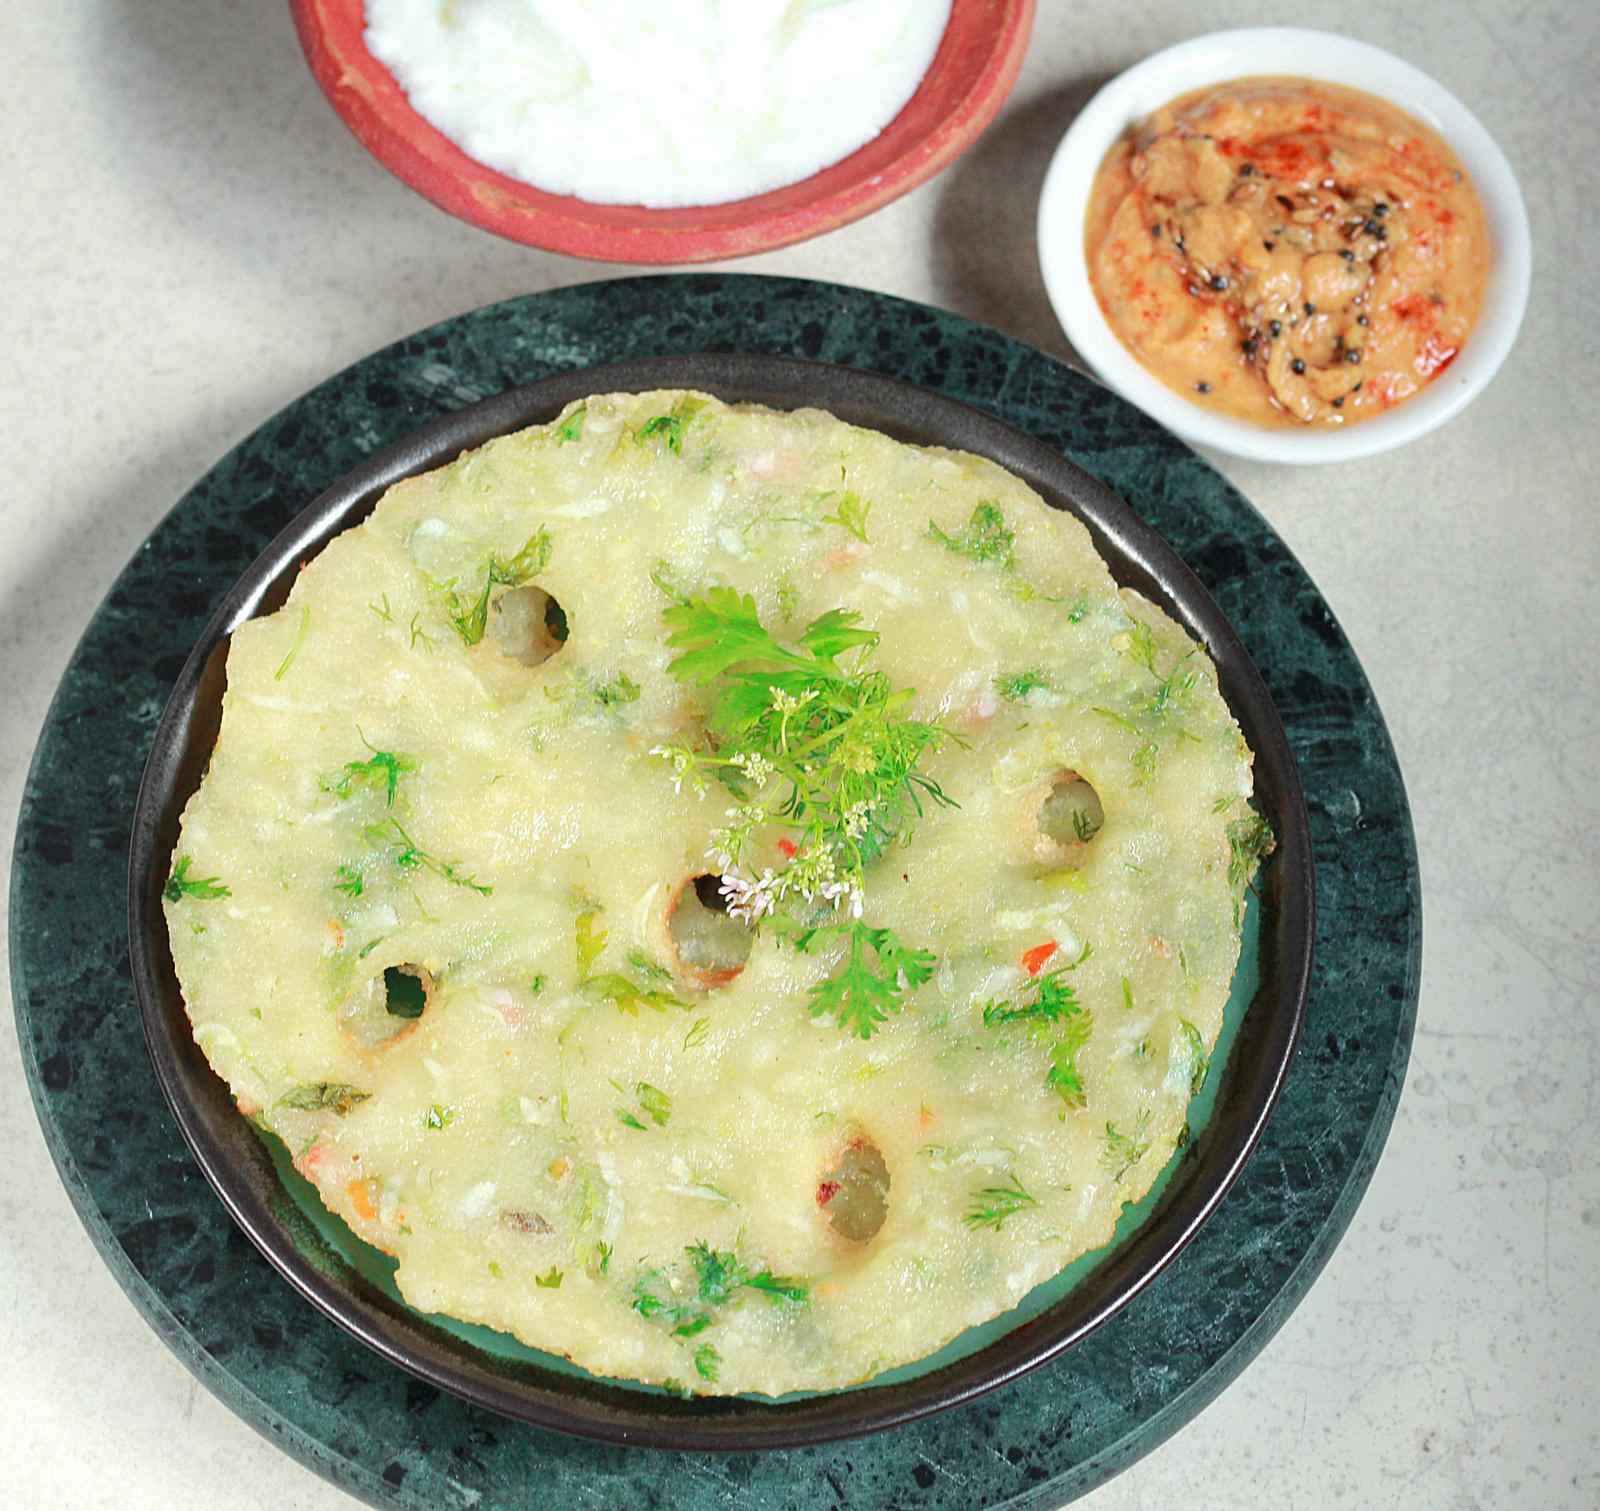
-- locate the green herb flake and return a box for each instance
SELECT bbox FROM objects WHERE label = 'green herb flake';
[425,1103,455,1130]
[439,527,554,647]
[962,1173,1039,1232]
[635,396,705,455]
[575,910,607,978]
[535,1266,564,1289]
[994,669,1050,702]
[1178,1019,1210,1096]
[616,1107,648,1132]
[529,973,546,996]
[693,1343,721,1383]
[1102,1116,1152,1182]
[683,1017,710,1051]
[277,1082,370,1116]
[333,864,364,898]
[274,605,311,681]
[592,671,641,709]
[368,594,393,622]
[555,402,587,444]
[928,501,1015,568]
[584,972,690,1016]
[488,1261,503,1279]
[1121,975,1134,1012]
[636,1082,672,1128]
[163,856,231,903]
[365,817,492,895]
[819,490,871,543]
[323,736,415,807]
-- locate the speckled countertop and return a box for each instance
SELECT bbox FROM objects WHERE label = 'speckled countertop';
[2,4,1595,1509]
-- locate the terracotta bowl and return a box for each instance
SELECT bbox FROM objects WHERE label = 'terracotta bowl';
[289,0,1035,263]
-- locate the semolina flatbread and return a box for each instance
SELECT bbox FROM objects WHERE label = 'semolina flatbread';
[164,391,1268,1396]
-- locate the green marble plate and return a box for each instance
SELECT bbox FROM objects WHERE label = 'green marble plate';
[12,276,1419,1507]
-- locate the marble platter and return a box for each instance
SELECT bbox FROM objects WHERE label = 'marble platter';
[11,275,1419,1507]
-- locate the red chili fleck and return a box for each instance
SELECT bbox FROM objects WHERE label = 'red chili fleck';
[776,837,798,860]
[1390,295,1434,326]
[1022,941,1058,976]
[816,1181,841,1207]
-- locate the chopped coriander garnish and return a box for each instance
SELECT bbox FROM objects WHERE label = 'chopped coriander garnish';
[535,1266,564,1289]
[1046,1014,1094,1110]
[1101,1116,1151,1182]
[408,612,437,653]
[632,1242,810,1340]
[583,973,690,1015]
[528,973,546,996]
[616,1107,648,1132]
[322,735,415,807]
[653,588,952,1038]
[693,1343,721,1383]
[636,1082,672,1127]
[368,593,393,622]
[163,856,230,902]
[1178,1020,1210,1096]
[333,864,364,898]
[962,1173,1038,1231]
[1227,813,1276,889]
[1121,975,1135,1012]
[994,669,1050,702]
[574,910,607,978]
[649,558,691,604]
[277,1082,370,1116]
[635,396,704,455]
[365,817,492,894]
[796,921,936,1039]
[555,402,586,444]
[591,671,641,708]
[438,527,554,646]
[274,605,310,681]
[425,1103,455,1129]
[982,965,1094,1108]
[819,490,871,543]
[928,501,1015,568]
[683,1017,710,1051]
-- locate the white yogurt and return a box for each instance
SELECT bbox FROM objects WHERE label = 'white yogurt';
[364,0,953,208]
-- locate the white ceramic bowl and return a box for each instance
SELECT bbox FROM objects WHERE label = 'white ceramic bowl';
[1037,28,1532,464]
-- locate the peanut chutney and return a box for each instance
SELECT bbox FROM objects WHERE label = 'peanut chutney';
[1085,78,1490,428]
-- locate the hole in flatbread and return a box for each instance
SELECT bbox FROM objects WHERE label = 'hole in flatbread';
[490,585,568,667]
[668,873,752,988]
[340,964,432,1049]
[1037,771,1104,863]
[818,1135,890,1243]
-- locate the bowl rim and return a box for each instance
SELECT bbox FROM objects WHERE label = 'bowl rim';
[1036,26,1533,465]
[129,352,1313,1451]
[288,0,1035,263]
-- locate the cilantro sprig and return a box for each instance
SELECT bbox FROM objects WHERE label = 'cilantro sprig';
[981,958,1095,1109]
[652,589,954,1038]
[323,734,415,808]
[962,1173,1038,1232]
[632,1241,809,1340]
[437,527,554,646]
[164,856,231,903]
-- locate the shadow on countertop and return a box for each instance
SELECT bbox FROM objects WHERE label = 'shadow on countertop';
[930,74,1114,368]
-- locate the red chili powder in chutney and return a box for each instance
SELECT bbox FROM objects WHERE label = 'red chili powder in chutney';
[1083,78,1490,428]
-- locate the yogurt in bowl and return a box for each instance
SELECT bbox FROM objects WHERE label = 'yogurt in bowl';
[1037,28,1532,464]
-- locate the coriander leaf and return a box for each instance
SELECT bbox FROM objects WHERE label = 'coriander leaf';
[994,669,1050,702]
[440,527,554,646]
[274,605,311,681]
[1124,620,1160,676]
[693,1343,721,1382]
[819,490,871,543]
[683,1017,710,1051]
[277,1082,370,1116]
[425,1102,455,1129]
[796,607,879,669]
[535,1266,564,1289]
[616,1108,647,1132]
[663,586,796,685]
[164,855,231,903]
[981,967,1084,1027]
[592,671,641,708]
[635,396,704,455]
[582,973,690,1015]
[365,818,492,895]
[323,738,415,807]
[928,501,1014,569]
[1226,813,1276,889]
[333,864,364,898]
[635,1082,672,1128]
[1101,1116,1151,1182]
[802,921,935,1040]
[1046,1012,1094,1109]
[1178,1019,1210,1096]
[555,402,586,444]
[962,1173,1038,1231]
[574,910,607,978]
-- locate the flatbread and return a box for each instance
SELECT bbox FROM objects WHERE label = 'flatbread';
[164,390,1266,1396]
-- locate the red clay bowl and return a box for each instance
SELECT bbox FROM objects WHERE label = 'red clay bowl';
[289,0,1035,263]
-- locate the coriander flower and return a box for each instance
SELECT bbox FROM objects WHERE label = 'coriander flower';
[718,867,779,924]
